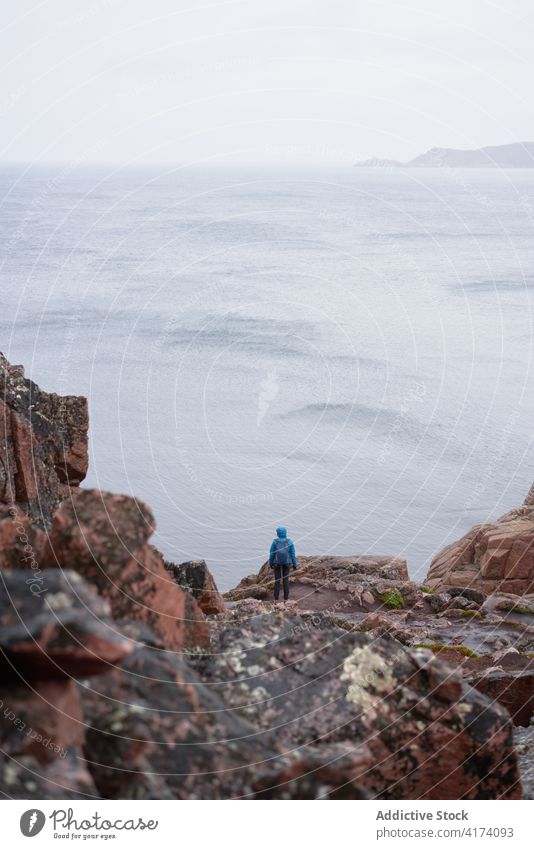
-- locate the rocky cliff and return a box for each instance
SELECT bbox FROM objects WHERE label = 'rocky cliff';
[0,354,88,527]
[0,354,531,799]
[426,506,534,597]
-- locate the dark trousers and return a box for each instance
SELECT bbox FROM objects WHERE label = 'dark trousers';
[274,564,290,601]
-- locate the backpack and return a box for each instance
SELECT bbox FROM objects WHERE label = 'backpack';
[273,537,291,566]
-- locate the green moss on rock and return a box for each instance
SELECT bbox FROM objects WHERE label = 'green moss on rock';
[377,588,405,610]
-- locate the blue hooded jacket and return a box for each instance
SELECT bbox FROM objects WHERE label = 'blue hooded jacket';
[269,526,297,568]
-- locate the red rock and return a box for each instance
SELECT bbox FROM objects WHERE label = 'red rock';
[426,507,534,596]
[493,595,534,615]
[164,558,225,615]
[41,488,209,652]
[0,677,99,799]
[471,669,534,727]
[225,553,412,614]
[0,579,121,799]
[1,354,528,800]
[0,353,88,526]
[515,727,534,798]
[204,606,521,799]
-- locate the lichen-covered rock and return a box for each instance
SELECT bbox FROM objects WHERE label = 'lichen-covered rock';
[0,568,133,679]
[41,487,155,576]
[41,489,209,652]
[470,668,534,727]
[0,354,527,801]
[164,558,225,615]
[523,481,534,507]
[0,353,88,526]
[203,605,521,799]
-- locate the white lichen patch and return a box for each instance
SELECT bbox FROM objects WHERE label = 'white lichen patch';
[224,649,247,675]
[44,592,72,611]
[66,572,84,586]
[232,684,271,718]
[453,702,473,721]
[129,704,148,715]
[340,646,395,711]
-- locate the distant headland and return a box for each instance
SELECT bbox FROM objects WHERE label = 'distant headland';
[355,141,534,168]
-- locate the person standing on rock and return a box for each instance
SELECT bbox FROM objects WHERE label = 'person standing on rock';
[269,526,297,602]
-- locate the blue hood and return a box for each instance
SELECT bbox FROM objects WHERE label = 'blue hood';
[276,526,287,538]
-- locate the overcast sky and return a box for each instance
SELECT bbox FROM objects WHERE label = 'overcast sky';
[1,0,533,165]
